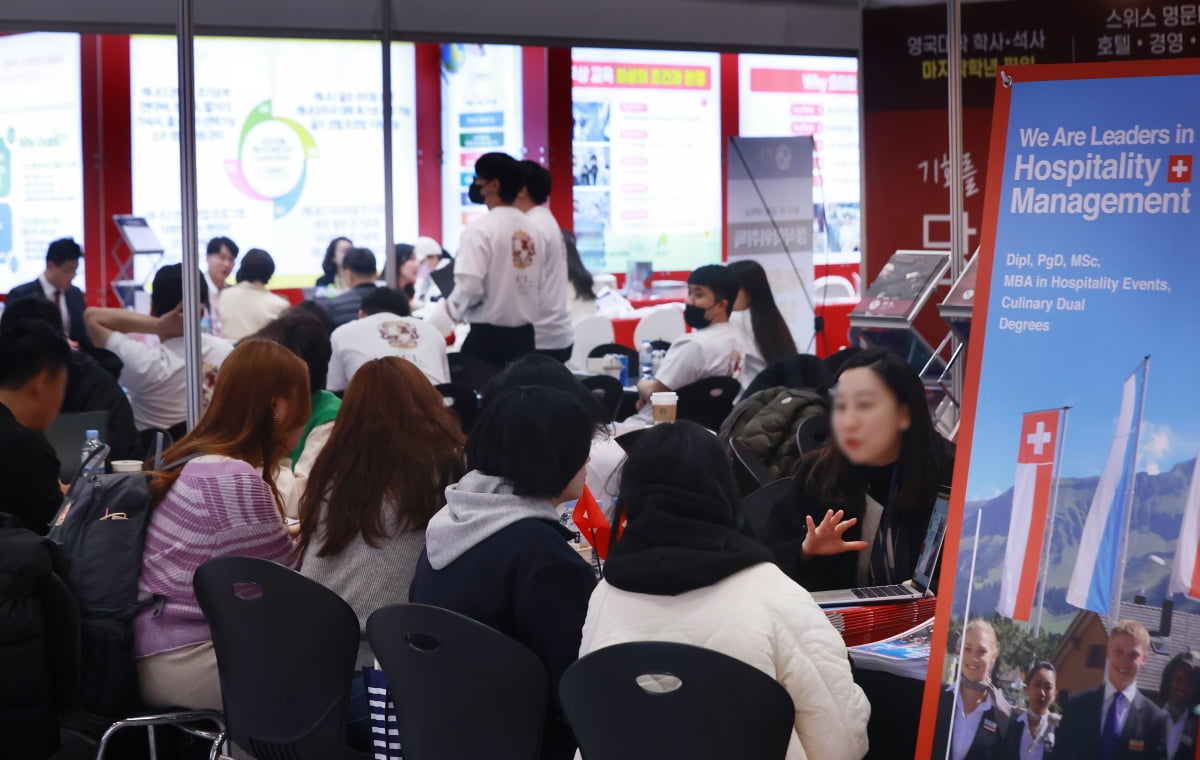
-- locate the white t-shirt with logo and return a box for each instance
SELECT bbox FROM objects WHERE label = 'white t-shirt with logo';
[105,333,235,431]
[654,320,744,392]
[327,312,450,391]
[452,205,543,328]
[525,205,573,351]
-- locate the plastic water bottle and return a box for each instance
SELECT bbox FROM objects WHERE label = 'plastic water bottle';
[200,312,213,335]
[639,340,654,380]
[80,429,105,478]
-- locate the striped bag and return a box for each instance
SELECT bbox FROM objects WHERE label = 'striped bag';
[362,665,402,760]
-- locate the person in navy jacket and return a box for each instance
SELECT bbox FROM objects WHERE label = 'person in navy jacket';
[7,237,92,350]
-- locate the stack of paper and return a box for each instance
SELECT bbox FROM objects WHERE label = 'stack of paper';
[847,617,935,679]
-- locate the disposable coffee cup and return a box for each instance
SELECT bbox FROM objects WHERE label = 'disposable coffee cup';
[111,460,143,474]
[650,391,678,424]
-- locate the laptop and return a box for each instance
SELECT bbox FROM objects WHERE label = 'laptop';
[808,489,951,608]
[45,411,108,483]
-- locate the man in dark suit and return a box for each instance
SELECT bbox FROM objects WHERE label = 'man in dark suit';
[6,237,92,350]
[1057,619,1169,760]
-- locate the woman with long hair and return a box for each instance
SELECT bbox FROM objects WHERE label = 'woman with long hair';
[134,340,311,711]
[761,348,954,590]
[563,230,599,324]
[298,356,465,635]
[581,421,870,760]
[727,259,798,385]
[316,236,354,290]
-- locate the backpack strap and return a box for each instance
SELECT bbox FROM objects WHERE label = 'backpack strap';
[159,452,208,472]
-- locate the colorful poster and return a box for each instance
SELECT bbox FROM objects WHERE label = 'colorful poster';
[130,37,417,287]
[919,61,1200,759]
[0,33,83,294]
[726,136,815,351]
[571,48,721,273]
[738,53,860,255]
[439,43,524,255]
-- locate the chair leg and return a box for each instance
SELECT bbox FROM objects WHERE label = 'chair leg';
[96,711,227,760]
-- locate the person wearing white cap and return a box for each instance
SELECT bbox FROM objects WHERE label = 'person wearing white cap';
[410,236,446,309]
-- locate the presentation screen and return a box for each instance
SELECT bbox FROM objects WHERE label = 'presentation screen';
[130,37,418,287]
[572,48,722,274]
[739,53,861,255]
[0,33,84,294]
[439,43,525,255]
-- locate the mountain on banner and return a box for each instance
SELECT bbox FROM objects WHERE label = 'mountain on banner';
[954,457,1200,632]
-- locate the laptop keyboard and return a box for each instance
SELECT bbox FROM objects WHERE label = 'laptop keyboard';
[851,584,910,599]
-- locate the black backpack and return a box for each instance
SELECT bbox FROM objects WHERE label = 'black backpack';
[47,443,199,717]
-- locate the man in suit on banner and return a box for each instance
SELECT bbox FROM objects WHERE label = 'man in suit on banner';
[1057,619,1169,760]
[7,237,92,350]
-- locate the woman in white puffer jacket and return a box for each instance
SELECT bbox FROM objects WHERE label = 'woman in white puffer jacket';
[579,421,870,760]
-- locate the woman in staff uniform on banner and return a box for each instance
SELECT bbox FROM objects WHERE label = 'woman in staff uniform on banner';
[1006,662,1059,760]
[934,618,1013,760]
[759,348,954,591]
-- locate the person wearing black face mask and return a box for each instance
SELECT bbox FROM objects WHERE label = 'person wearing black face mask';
[430,152,548,368]
[633,264,743,420]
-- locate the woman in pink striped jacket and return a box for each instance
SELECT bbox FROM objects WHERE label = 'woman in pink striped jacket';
[134,339,311,711]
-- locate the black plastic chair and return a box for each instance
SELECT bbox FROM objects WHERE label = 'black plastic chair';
[740,477,793,540]
[675,376,742,432]
[436,382,482,434]
[365,603,548,760]
[649,339,672,353]
[587,342,639,368]
[560,642,794,760]
[729,438,773,496]
[447,351,499,392]
[580,374,623,423]
[795,413,831,456]
[193,557,367,760]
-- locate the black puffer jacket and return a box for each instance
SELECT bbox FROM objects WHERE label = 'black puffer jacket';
[0,513,63,759]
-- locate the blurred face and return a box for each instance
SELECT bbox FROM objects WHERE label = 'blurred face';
[832,367,910,467]
[46,258,79,291]
[399,256,420,286]
[960,626,998,683]
[1026,668,1057,715]
[733,287,750,311]
[334,239,352,267]
[207,246,235,286]
[1169,667,1197,707]
[1108,632,1147,692]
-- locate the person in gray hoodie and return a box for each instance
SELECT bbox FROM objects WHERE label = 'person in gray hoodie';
[409,384,598,760]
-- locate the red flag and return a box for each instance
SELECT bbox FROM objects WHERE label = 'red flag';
[573,485,616,559]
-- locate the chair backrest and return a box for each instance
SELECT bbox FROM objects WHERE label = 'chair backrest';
[193,557,365,760]
[648,339,672,353]
[795,413,831,456]
[365,604,548,760]
[632,308,685,345]
[435,382,482,435]
[580,374,623,424]
[569,315,615,371]
[560,642,794,760]
[447,351,499,391]
[740,477,793,540]
[587,342,639,368]
[675,376,742,432]
[729,438,772,496]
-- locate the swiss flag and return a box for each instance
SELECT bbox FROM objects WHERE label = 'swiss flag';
[1168,155,1193,183]
[998,409,1062,620]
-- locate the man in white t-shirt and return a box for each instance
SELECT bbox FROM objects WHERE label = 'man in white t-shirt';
[84,264,234,436]
[204,236,238,337]
[635,264,742,418]
[328,286,449,391]
[515,160,573,362]
[440,152,546,367]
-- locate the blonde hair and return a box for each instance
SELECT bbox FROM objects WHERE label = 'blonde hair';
[1111,619,1151,650]
[965,618,998,647]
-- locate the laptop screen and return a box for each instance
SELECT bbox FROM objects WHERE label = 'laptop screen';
[911,493,951,592]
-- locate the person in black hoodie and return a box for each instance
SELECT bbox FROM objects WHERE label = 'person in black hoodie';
[1,297,139,462]
[760,348,954,591]
[409,385,598,760]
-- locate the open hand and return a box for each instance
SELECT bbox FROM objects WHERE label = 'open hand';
[801,509,870,558]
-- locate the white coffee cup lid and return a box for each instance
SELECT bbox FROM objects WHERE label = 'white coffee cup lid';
[650,392,678,403]
[111,460,144,472]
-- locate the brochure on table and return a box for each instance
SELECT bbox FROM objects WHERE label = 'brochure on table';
[916,59,1200,759]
